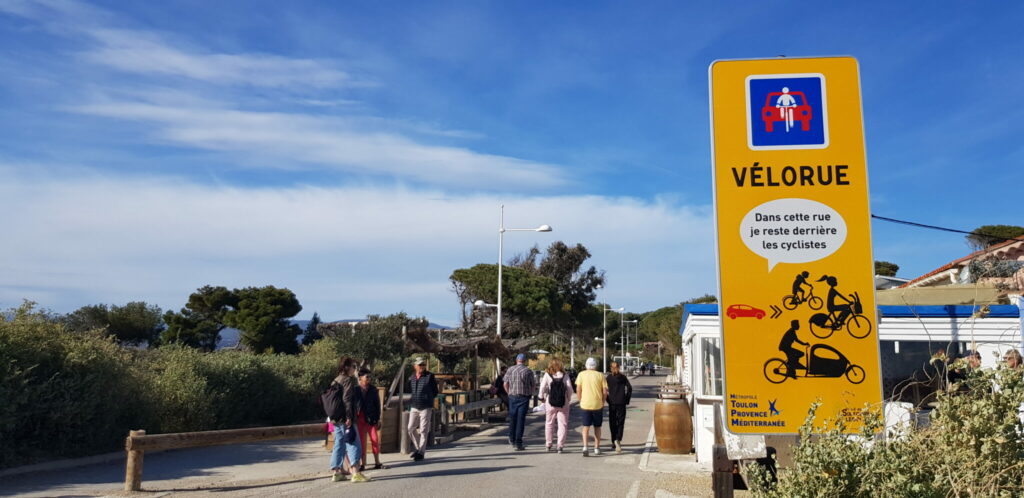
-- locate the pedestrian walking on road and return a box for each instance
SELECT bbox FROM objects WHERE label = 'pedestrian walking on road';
[324,357,370,483]
[606,361,633,454]
[575,357,608,457]
[539,358,573,453]
[356,368,384,471]
[504,353,536,451]
[408,357,439,462]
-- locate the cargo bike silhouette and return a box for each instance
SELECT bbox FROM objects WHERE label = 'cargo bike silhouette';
[763,344,866,384]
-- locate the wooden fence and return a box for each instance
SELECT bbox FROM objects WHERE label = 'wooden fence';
[123,424,325,492]
[123,387,503,492]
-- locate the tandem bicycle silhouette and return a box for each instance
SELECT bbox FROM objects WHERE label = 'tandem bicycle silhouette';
[763,344,866,384]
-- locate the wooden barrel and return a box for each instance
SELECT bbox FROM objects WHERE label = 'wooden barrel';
[654,398,693,454]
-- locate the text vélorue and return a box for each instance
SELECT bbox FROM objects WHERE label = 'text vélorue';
[731,162,849,187]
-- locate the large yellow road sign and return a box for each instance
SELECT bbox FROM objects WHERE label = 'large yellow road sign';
[709,56,881,434]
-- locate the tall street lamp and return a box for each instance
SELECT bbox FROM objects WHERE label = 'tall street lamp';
[479,205,551,371]
[602,305,623,372]
[623,319,638,362]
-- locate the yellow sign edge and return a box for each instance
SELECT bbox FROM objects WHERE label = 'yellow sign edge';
[706,55,885,435]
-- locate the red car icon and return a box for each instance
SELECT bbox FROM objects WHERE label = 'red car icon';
[762,91,812,132]
[727,304,765,320]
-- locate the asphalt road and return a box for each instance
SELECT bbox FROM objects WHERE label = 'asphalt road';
[1,370,725,498]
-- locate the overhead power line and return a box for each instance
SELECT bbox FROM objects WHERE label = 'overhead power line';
[871,214,1024,243]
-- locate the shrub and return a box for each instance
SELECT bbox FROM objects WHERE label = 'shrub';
[0,303,339,469]
[748,364,1024,497]
[0,303,145,467]
[138,346,335,432]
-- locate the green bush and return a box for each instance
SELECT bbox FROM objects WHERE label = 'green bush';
[0,303,144,468]
[748,363,1024,497]
[0,303,338,469]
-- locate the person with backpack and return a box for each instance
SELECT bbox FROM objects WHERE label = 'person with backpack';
[606,361,633,454]
[407,357,439,461]
[323,357,370,483]
[356,368,384,471]
[538,358,573,453]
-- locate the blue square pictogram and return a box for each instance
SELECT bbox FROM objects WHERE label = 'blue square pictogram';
[746,73,828,150]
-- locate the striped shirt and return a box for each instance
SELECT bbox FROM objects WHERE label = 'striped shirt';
[504,364,536,397]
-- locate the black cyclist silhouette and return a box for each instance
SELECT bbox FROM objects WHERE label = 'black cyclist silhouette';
[778,319,808,378]
[808,275,872,339]
[782,270,823,310]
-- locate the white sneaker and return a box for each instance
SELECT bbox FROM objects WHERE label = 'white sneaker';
[615,441,622,454]
[582,447,589,457]
[593,447,601,455]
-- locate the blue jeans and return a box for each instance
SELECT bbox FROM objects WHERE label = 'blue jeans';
[508,395,530,446]
[330,423,362,470]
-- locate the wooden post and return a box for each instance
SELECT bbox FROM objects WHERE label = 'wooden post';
[124,429,145,492]
[472,344,479,391]
[712,444,734,498]
[711,402,734,498]
[399,326,409,455]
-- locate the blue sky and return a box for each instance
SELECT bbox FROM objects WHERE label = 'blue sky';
[1,0,1021,325]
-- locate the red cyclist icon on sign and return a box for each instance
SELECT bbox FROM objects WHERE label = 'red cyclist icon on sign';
[761,87,812,133]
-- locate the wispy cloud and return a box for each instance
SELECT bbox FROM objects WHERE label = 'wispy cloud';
[2,0,354,89]
[72,99,565,188]
[82,28,356,88]
[0,0,566,189]
[0,165,715,323]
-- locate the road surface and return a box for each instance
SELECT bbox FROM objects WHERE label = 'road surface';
[1,372,735,497]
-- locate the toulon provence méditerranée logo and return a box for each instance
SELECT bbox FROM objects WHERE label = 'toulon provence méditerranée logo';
[745,73,829,150]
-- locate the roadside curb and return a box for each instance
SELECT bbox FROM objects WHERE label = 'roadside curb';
[638,423,656,471]
[0,451,125,480]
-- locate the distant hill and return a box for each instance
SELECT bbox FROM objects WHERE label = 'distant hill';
[215,318,453,349]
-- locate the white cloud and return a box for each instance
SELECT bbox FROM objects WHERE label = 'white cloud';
[82,28,355,88]
[1,0,568,189]
[72,100,567,189]
[0,167,716,324]
[1,1,353,88]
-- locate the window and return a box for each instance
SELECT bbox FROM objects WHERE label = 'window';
[701,337,723,396]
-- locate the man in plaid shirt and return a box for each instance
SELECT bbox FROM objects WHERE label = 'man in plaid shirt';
[504,353,536,451]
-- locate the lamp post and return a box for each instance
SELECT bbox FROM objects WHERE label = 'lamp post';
[620,313,625,361]
[475,297,499,370]
[481,205,551,372]
[602,305,623,372]
[623,319,638,365]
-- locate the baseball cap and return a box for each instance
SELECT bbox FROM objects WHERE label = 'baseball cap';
[414,357,427,365]
[516,353,526,362]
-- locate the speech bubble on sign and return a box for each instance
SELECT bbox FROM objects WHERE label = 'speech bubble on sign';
[739,198,847,271]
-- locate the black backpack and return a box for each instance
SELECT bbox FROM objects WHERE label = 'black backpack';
[320,381,345,421]
[548,374,567,408]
